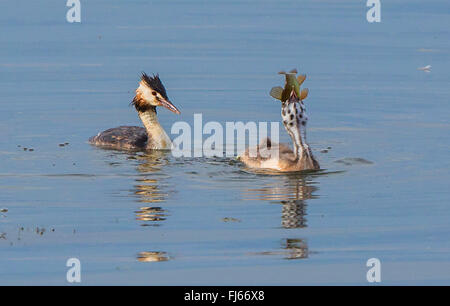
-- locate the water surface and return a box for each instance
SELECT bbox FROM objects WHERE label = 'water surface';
[0,0,449,285]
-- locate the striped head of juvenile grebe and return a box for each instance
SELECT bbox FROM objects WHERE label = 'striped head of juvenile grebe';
[281,89,309,159]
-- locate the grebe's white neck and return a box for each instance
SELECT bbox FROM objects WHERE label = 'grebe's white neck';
[138,107,172,150]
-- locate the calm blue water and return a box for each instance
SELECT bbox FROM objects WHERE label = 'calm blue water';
[0,0,449,285]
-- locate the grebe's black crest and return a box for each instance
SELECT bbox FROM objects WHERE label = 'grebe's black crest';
[141,72,168,99]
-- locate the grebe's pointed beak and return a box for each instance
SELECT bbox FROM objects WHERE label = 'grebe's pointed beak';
[288,88,299,103]
[159,98,180,114]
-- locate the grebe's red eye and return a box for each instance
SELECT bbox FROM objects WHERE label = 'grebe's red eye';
[152,91,157,96]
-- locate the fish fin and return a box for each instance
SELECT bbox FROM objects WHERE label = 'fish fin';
[297,74,306,85]
[270,86,284,100]
[300,88,309,100]
[289,68,298,74]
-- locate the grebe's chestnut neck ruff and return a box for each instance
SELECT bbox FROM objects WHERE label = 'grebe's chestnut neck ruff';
[89,73,180,150]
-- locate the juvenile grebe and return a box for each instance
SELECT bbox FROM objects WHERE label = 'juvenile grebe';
[89,73,180,150]
[240,71,319,172]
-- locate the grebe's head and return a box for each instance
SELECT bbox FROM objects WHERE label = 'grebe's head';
[272,70,309,133]
[132,72,180,114]
[281,89,308,134]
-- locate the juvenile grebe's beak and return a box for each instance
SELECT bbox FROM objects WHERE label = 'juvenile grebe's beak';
[288,88,299,103]
[159,98,181,114]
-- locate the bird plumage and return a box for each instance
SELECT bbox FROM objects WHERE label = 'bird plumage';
[89,72,180,151]
[241,70,319,172]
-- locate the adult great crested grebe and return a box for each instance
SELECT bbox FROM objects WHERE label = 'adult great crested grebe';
[240,71,319,172]
[89,73,180,150]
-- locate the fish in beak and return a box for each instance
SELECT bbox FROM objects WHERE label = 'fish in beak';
[270,68,309,102]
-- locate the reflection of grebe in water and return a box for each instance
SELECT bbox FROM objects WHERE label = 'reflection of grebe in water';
[244,175,317,229]
[244,175,318,259]
[137,251,170,262]
[89,73,180,150]
[131,151,173,261]
[132,151,171,226]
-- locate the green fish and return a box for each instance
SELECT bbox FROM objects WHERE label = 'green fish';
[270,68,309,102]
